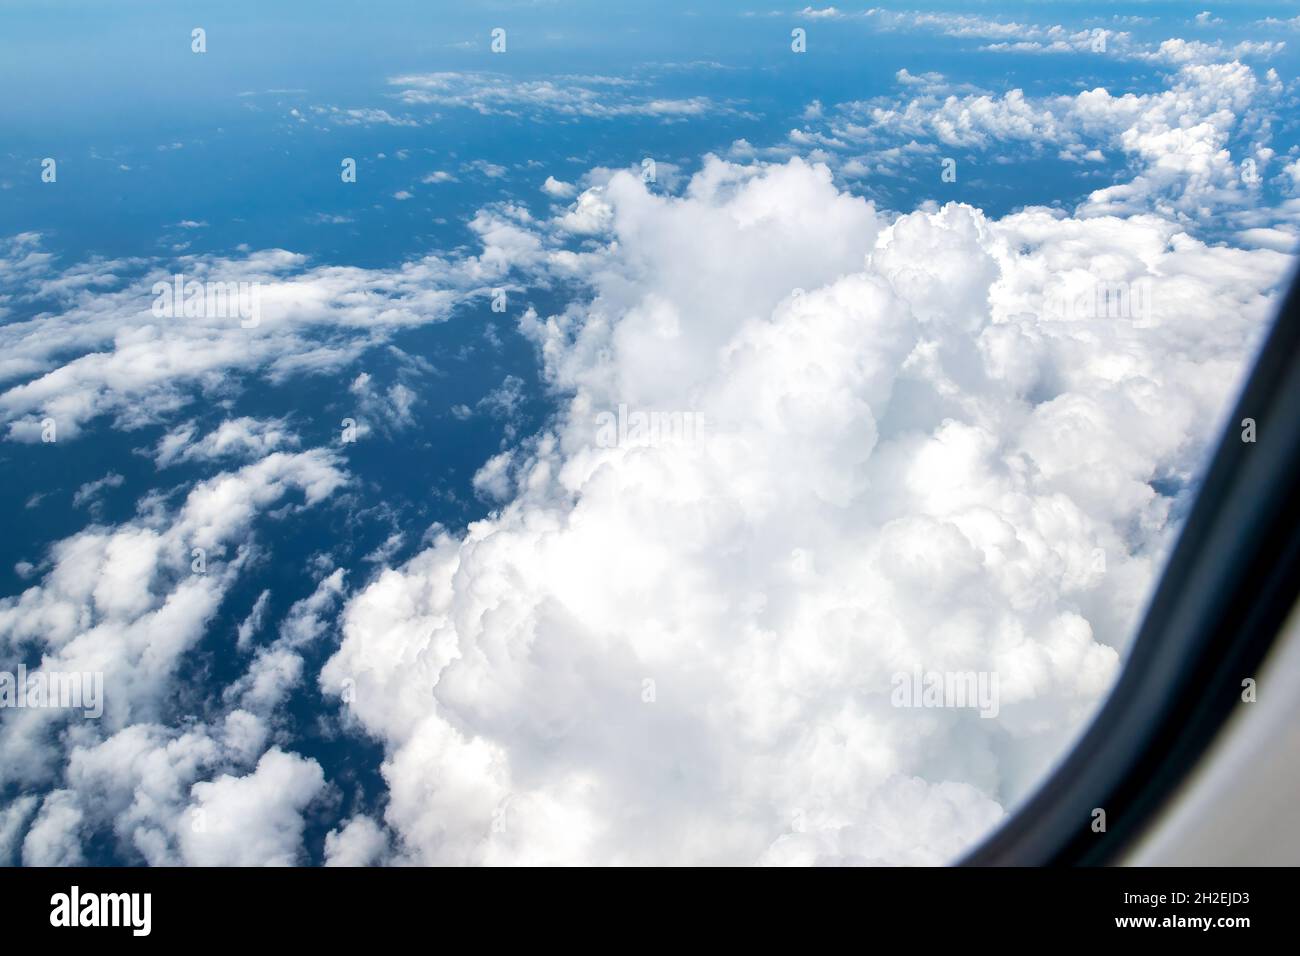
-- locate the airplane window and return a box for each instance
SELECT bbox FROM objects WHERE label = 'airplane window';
[1,1,1297,886]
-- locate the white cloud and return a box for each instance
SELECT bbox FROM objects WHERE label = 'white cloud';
[389,71,722,120]
[72,471,125,509]
[865,88,1066,149]
[320,157,1292,864]
[542,176,578,198]
[0,233,56,321]
[236,589,272,651]
[324,814,388,866]
[5,40,1296,866]
[0,795,39,864]
[1234,226,1299,252]
[863,8,1049,40]
[60,721,229,864]
[0,450,348,788]
[153,417,299,467]
[312,106,421,128]
[1256,16,1300,31]
[802,60,1285,227]
[1134,38,1285,67]
[228,569,346,714]
[0,224,532,441]
[556,188,615,235]
[851,7,1284,66]
[347,372,418,434]
[179,747,325,866]
[21,790,85,866]
[472,450,513,502]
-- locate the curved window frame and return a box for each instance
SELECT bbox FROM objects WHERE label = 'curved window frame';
[963,267,1300,866]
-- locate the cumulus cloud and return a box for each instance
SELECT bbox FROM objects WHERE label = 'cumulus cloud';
[324,814,388,866]
[0,450,348,790]
[542,176,578,198]
[799,59,1286,229]
[1,429,348,865]
[862,8,1056,40]
[21,790,85,866]
[860,7,1134,57]
[7,560,336,866]
[1133,38,1285,67]
[178,747,325,866]
[864,87,1067,149]
[57,719,239,864]
[4,34,1296,867]
[0,794,38,864]
[319,155,1291,864]
[1072,63,1282,219]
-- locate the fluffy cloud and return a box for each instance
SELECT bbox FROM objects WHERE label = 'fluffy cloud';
[3,444,344,864]
[0,450,348,790]
[0,234,55,321]
[0,794,38,864]
[1134,38,1285,66]
[1072,63,1281,219]
[804,60,1286,227]
[21,790,85,866]
[152,417,299,467]
[4,29,1295,867]
[347,372,418,435]
[542,176,578,199]
[324,814,388,866]
[320,156,1291,864]
[227,569,346,714]
[58,720,234,865]
[44,727,327,867]
[864,88,1066,149]
[178,747,325,866]
[0,220,534,441]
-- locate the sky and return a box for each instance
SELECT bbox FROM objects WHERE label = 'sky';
[2,1,1299,866]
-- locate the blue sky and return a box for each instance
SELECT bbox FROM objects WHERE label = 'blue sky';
[2,2,1299,866]
[6,0,1299,265]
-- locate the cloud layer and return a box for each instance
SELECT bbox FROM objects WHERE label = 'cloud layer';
[4,25,1298,866]
[321,156,1290,864]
